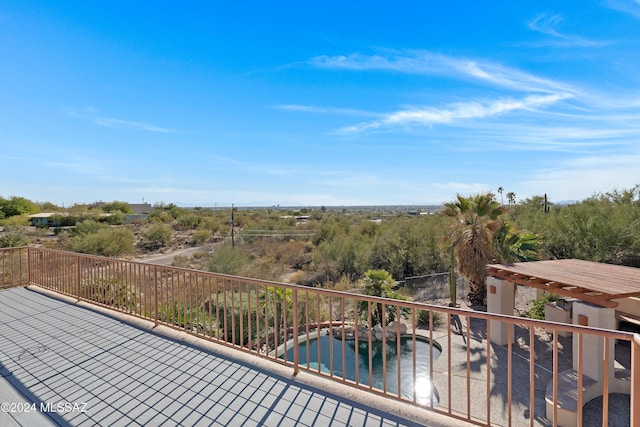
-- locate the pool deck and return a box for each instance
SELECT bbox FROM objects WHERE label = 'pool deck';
[0,287,472,427]
[424,308,630,427]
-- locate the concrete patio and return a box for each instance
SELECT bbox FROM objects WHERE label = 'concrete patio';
[0,287,469,427]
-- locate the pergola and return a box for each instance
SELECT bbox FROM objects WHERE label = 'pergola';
[486,258,640,309]
[485,259,640,425]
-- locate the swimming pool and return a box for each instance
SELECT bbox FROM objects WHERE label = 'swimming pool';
[284,334,440,404]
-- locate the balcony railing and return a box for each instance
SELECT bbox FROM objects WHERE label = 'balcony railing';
[0,246,28,289]
[1,246,638,426]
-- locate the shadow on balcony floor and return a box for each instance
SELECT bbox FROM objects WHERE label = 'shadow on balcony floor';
[0,287,466,427]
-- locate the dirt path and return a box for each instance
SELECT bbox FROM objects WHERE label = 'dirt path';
[133,245,212,266]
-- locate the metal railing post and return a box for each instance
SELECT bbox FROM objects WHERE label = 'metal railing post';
[154,266,159,327]
[76,254,81,301]
[632,334,640,427]
[27,247,32,285]
[292,288,299,375]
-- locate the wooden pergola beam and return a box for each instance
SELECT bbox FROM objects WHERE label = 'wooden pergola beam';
[489,272,619,308]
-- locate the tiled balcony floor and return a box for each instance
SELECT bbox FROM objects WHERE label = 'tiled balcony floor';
[0,287,447,427]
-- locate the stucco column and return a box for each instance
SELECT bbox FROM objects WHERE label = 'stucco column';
[487,276,515,345]
[572,301,615,382]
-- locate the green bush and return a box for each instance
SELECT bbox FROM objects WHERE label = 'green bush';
[176,214,202,230]
[205,245,250,275]
[72,219,106,236]
[0,226,29,247]
[192,229,213,244]
[68,227,134,257]
[417,309,442,328]
[0,196,40,218]
[105,211,125,225]
[143,223,173,247]
[522,293,558,320]
[0,215,30,227]
[101,201,132,214]
[172,255,189,268]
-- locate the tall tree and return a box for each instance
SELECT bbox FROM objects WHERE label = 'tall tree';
[492,221,539,263]
[497,187,504,206]
[443,194,505,306]
[506,192,516,206]
[0,196,40,218]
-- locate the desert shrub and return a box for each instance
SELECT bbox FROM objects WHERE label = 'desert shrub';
[214,304,257,346]
[68,227,134,257]
[300,261,341,286]
[320,275,357,291]
[131,216,147,225]
[105,211,125,225]
[143,223,173,247]
[172,255,189,268]
[192,229,213,244]
[417,309,442,328]
[287,270,306,284]
[0,226,29,247]
[149,210,174,224]
[176,214,202,230]
[205,245,250,275]
[242,258,284,281]
[276,240,311,269]
[312,233,372,282]
[246,239,310,269]
[369,217,447,280]
[82,275,135,310]
[101,201,132,214]
[199,217,222,234]
[0,214,30,227]
[72,219,106,236]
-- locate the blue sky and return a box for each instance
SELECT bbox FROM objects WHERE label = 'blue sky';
[2,1,640,207]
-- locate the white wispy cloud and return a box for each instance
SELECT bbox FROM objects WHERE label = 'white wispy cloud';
[44,159,103,175]
[336,93,571,134]
[63,107,175,133]
[457,123,639,152]
[309,50,576,94]
[527,13,609,47]
[301,49,640,158]
[93,118,174,133]
[274,104,381,117]
[604,0,640,18]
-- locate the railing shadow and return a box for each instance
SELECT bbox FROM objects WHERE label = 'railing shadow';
[1,356,72,426]
[2,287,428,427]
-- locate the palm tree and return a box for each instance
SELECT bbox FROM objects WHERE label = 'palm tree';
[443,193,505,306]
[492,221,539,263]
[358,269,407,325]
[497,187,504,206]
[506,192,516,206]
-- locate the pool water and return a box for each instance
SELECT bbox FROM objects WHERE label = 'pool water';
[284,335,440,404]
